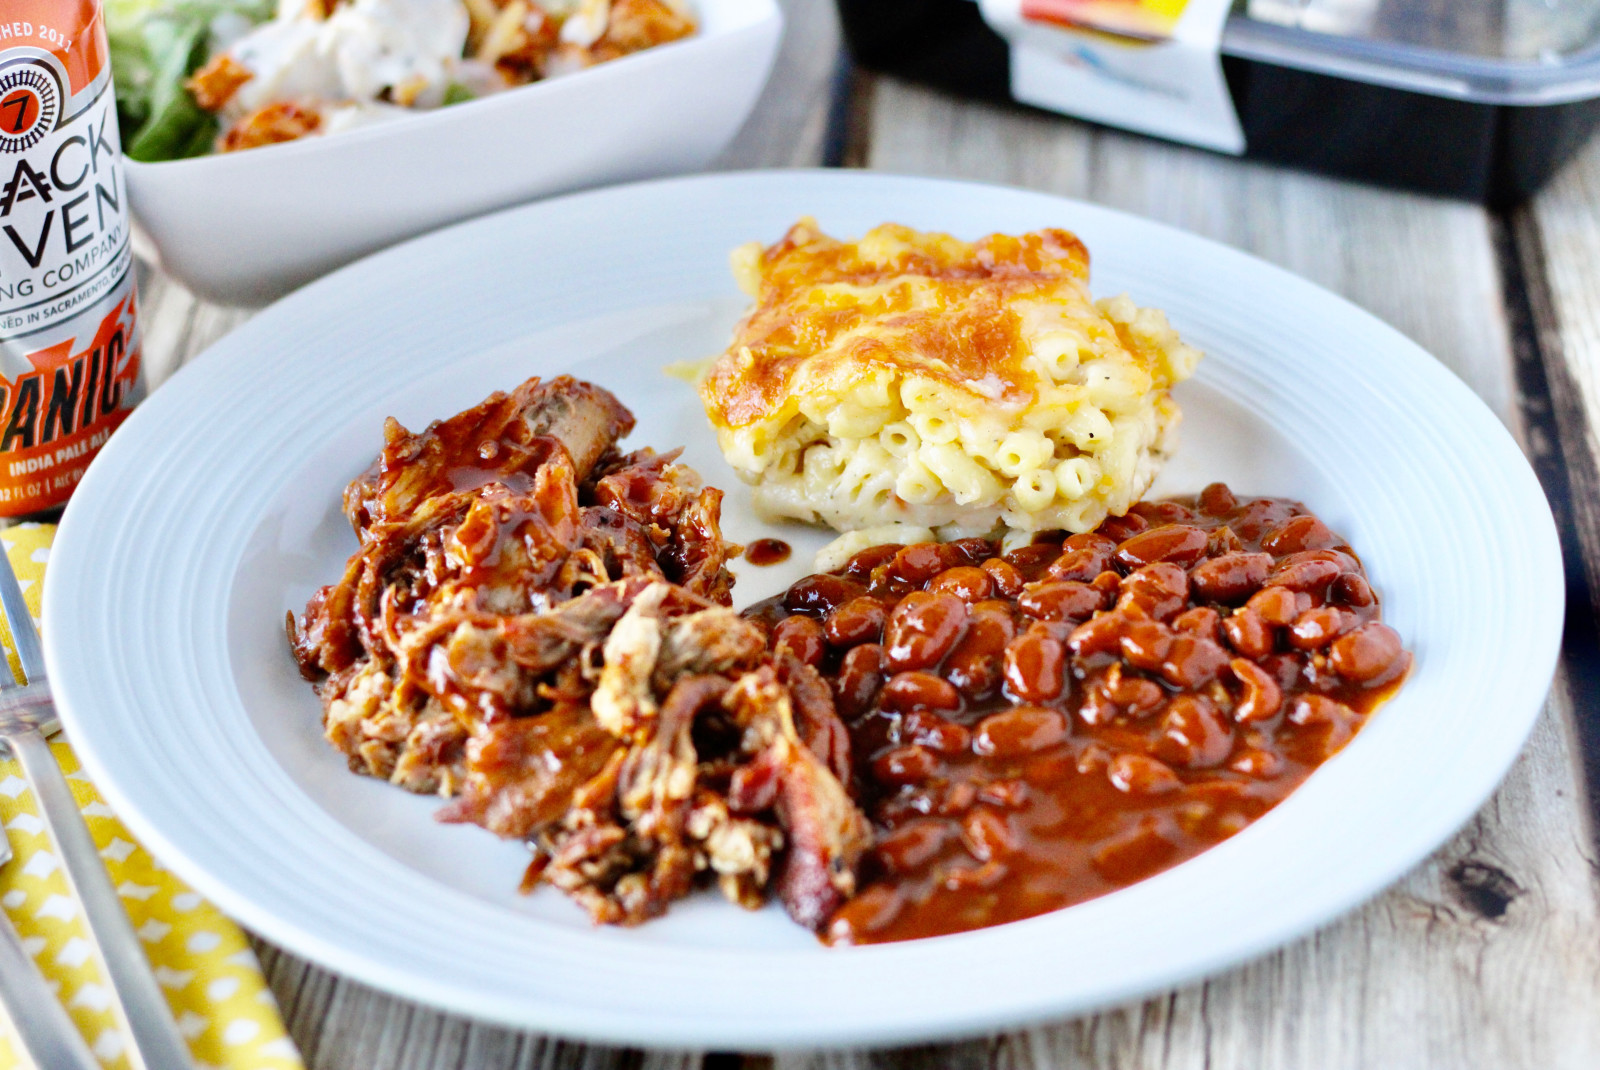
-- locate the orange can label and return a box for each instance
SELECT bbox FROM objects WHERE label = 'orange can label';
[0,0,142,515]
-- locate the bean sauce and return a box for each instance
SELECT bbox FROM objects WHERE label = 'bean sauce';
[745,485,1410,945]
[744,538,793,566]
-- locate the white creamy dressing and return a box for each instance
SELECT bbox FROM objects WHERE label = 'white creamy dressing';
[556,0,608,47]
[222,0,471,121]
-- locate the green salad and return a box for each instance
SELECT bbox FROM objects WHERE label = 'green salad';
[106,0,273,161]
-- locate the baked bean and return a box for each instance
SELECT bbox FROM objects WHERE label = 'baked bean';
[946,538,999,566]
[772,615,826,666]
[784,573,867,614]
[1288,606,1349,651]
[1159,635,1230,689]
[981,558,1026,597]
[1333,572,1376,608]
[1003,543,1060,575]
[1222,608,1274,659]
[1048,546,1111,582]
[977,779,1029,808]
[1019,580,1103,622]
[1288,695,1361,749]
[1108,753,1182,795]
[1230,499,1298,541]
[1265,557,1342,593]
[1173,606,1221,641]
[875,819,952,874]
[1003,631,1067,703]
[1230,749,1284,778]
[1066,532,1118,555]
[1097,513,1149,542]
[1277,548,1361,574]
[834,644,885,719]
[1119,561,1189,620]
[1246,585,1302,627]
[1229,658,1283,723]
[961,807,1015,861]
[1092,570,1122,602]
[1198,482,1238,515]
[888,543,945,584]
[1329,622,1405,683]
[1261,514,1341,555]
[841,544,901,581]
[881,671,962,713]
[974,706,1070,757]
[1132,500,1199,525]
[942,860,1008,891]
[1118,618,1175,672]
[938,781,978,815]
[1114,524,1211,569]
[1155,694,1234,768]
[884,591,968,671]
[1190,551,1272,603]
[1105,665,1165,717]
[1075,742,1113,775]
[825,884,905,942]
[927,565,993,603]
[943,604,1015,700]
[826,596,887,646]
[1290,693,1357,725]
[872,745,941,785]
[1029,618,1075,644]
[1077,678,1118,726]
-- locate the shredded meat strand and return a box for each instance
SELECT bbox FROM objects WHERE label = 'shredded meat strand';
[292,375,866,928]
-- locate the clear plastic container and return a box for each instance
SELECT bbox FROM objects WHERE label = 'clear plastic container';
[836,0,1600,201]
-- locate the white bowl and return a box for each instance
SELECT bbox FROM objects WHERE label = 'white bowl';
[125,0,781,306]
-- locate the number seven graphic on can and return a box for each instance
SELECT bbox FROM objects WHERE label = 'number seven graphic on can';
[0,64,61,153]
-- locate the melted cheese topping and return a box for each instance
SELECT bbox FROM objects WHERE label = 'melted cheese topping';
[699,219,1202,551]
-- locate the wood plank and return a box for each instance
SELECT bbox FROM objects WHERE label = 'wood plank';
[254,942,699,1070]
[1526,141,1600,628]
[714,0,843,170]
[762,75,1600,1070]
[1515,141,1600,855]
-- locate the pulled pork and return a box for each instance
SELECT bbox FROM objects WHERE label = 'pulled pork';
[290,375,868,928]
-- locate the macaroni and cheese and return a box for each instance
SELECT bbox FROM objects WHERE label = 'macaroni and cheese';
[699,219,1202,563]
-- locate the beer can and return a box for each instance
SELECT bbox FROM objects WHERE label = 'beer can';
[0,0,143,518]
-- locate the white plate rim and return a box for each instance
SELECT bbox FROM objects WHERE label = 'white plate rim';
[42,169,1564,1049]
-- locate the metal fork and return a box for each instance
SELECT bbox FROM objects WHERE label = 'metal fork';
[0,823,100,1069]
[0,550,194,1070]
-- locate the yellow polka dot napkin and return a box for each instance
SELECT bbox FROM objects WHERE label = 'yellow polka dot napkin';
[0,524,304,1070]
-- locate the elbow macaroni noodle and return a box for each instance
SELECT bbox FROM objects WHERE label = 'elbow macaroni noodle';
[699,220,1202,556]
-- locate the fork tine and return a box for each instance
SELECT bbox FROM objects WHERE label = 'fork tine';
[0,544,45,688]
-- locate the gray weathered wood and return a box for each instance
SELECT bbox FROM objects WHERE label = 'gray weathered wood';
[714,0,843,170]
[762,74,1600,1070]
[1527,139,1600,622]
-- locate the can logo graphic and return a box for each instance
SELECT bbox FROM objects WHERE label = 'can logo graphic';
[0,0,143,516]
[0,63,60,151]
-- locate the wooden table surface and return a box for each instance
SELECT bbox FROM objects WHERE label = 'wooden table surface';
[129,2,1600,1066]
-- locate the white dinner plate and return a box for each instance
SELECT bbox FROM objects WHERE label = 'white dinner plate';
[45,171,1562,1050]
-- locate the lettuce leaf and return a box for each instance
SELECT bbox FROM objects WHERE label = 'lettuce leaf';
[107,0,274,161]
